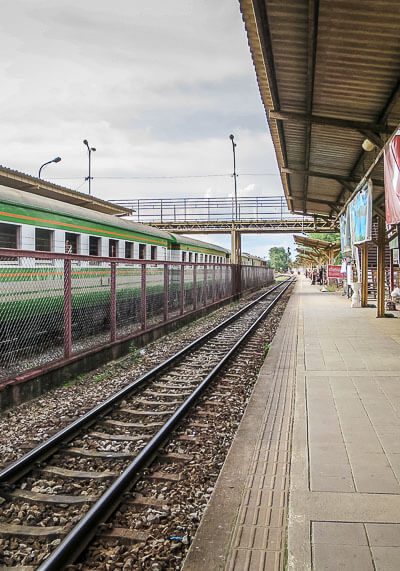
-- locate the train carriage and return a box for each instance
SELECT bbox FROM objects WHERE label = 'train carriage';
[0,188,234,369]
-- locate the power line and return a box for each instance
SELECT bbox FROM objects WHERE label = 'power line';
[49,172,280,181]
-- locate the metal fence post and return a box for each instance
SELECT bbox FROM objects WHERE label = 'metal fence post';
[63,259,72,359]
[203,264,208,306]
[164,264,169,321]
[193,265,197,310]
[141,264,147,330]
[212,264,216,302]
[180,264,185,315]
[110,262,117,342]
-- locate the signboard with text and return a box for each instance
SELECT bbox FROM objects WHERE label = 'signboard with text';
[327,265,342,280]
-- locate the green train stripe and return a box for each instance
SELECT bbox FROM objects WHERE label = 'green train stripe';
[0,203,168,247]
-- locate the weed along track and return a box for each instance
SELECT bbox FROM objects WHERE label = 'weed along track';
[0,279,294,570]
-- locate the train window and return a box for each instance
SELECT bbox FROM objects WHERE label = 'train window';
[195,253,198,263]
[204,255,208,263]
[150,246,157,260]
[0,223,19,248]
[139,244,146,259]
[182,251,186,262]
[65,233,79,254]
[36,228,53,252]
[89,236,101,256]
[109,239,119,257]
[188,252,192,263]
[125,242,133,258]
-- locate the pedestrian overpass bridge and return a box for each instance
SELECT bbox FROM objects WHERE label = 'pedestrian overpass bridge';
[111,196,337,234]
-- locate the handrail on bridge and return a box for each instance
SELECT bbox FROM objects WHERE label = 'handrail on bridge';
[110,196,293,223]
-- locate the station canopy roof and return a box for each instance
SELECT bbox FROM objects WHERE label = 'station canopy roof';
[294,234,340,264]
[240,0,400,219]
[0,165,131,216]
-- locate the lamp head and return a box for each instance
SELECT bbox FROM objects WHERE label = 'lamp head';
[91,147,96,152]
[229,134,234,141]
[83,139,89,147]
[362,138,376,152]
[53,157,61,163]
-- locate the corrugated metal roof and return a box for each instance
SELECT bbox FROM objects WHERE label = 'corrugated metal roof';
[0,165,131,216]
[240,0,400,219]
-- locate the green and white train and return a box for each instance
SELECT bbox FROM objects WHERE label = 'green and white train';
[0,187,265,371]
[0,187,230,265]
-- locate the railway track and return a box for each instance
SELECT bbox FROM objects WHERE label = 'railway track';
[0,278,294,570]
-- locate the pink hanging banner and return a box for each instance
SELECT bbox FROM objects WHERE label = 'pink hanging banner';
[384,129,400,224]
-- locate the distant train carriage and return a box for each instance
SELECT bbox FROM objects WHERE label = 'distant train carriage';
[241,252,267,267]
[169,234,229,265]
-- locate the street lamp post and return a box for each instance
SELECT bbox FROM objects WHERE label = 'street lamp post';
[83,139,96,195]
[38,156,61,179]
[229,134,238,221]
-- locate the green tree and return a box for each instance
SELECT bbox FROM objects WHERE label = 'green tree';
[268,247,290,271]
[308,232,340,243]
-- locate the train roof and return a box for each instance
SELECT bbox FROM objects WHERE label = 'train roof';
[242,252,265,261]
[0,165,130,216]
[0,186,172,242]
[170,233,229,255]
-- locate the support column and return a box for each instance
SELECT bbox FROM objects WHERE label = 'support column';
[377,216,386,318]
[361,243,369,308]
[390,249,394,292]
[230,228,242,265]
[231,228,242,297]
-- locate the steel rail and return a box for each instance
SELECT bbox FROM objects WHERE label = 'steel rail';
[38,277,294,570]
[0,279,291,484]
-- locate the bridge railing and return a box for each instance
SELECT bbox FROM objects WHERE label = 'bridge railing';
[110,196,298,223]
[0,249,274,383]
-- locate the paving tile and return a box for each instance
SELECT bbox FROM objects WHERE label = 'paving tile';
[378,433,400,454]
[312,522,367,545]
[371,547,400,571]
[310,462,353,478]
[354,472,400,494]
[312,544,374,570]
[366,523,400,546]
[310,444,349,465]
[310,474,355,492]
[346,440,384,454]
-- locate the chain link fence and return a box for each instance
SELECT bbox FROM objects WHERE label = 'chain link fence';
[0,250,274,382]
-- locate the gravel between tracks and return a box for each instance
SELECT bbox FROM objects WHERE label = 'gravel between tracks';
[70,285,293,570]
[0,286,280,468]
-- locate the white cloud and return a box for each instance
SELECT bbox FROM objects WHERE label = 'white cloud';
[1,0,294,255]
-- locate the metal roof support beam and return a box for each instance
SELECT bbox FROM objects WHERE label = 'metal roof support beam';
[335,121,400,221]
[331,80,400,217]
[269,110,395,135]
[281,167,384,188]
[359,130,384,149]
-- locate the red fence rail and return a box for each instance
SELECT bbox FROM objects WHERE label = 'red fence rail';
[0,249,274,383]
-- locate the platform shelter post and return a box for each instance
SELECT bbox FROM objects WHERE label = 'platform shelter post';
[361,243,369,307]
[377,216,386,318]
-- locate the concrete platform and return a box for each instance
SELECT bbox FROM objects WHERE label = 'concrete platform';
[183,277,400,570]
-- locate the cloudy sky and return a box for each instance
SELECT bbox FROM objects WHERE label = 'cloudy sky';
[1,0,294,258]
